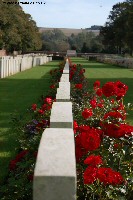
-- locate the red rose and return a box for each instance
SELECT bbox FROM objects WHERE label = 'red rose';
[73,120,79,134]
[80,69,85,74]
[97,167,124,185]
[75,84,83,89]
[75,134,87,163]
[84,155,103,166]
[97,168,113,185]
[102,82,117,97]
[47,105,52,110]
[97,103,104,108]
[83,166,98,184]
[118,124,133,137]
[9,160,17,170]
[101,123,119,138]
[96,88,103,96]
[73,64,77,68]
[50,84,55,89]
[41,104,47,111]
[31,104,37,111]
[114,143,121,149]
[15,150,28,162]
[103,111,125,121]
[102,123,133,138]
[82,108,93,119]
[38,109,44,115]
[79,125,91,132]
[44,97,53,105]
[93,80,100,89]
[115,81,128,99]
[112,171,124,185]
[90,99,97,108]
[9,150,28,171]
[81,128,101,151]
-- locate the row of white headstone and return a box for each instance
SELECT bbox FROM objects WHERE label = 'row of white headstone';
[0,55,52,78]
[33,59,77,200]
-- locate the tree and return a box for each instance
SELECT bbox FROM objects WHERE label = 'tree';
[81,42,88,53]
[100,0,133,55]
[69,32,103,53]
[41,29,69,52]
[0,1,42,53]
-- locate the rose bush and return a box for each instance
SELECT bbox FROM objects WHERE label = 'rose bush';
[69,59,133,200]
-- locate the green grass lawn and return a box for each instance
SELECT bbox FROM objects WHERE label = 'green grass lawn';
[0,61,59,183]
[71,57,133,125]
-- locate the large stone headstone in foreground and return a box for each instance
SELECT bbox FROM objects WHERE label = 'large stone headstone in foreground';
[33,128,76,200]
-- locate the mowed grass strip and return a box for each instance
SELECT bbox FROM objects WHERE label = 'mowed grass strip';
[0,61,59,183]
[71,57,133,125]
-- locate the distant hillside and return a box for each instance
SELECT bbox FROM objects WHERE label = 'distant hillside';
[39,27,100,37]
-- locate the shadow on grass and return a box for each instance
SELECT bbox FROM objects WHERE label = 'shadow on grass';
[0,129,19,183]
[0,60,60,183]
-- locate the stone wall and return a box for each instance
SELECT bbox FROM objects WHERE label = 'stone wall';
[83,54,133,69]
[96,55,133,68]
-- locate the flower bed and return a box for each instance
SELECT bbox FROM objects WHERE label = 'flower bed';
[69,58,133,200]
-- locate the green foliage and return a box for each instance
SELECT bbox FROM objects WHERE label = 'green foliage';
[100,1,133,55]
[0,1,42,52]
[41,29,103,53]
[41,29,69,52]
[68,32,103,53]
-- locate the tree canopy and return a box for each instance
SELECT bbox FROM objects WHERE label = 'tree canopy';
[100,0,133,55]
[0,0,42,53]
[41,29,70,52]
[41,29,103,53]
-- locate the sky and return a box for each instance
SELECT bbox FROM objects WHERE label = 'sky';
[20,0,125,29]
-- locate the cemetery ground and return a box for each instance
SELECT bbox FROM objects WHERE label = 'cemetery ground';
[0,57,133,190]
[0,61,59,184]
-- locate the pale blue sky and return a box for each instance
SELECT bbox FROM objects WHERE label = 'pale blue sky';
[20,0,124,28]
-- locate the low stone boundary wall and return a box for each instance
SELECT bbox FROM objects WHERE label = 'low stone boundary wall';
[97,56,133,68]
[33,60,77,200]
[0,54,52,78]
[83,54,133,68]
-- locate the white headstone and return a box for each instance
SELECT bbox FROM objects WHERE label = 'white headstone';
[34,128,76,200]
[50,102,73,128]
